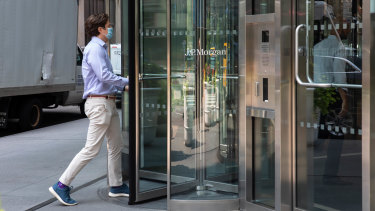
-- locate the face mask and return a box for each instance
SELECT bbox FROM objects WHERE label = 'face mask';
[106,27,113,40]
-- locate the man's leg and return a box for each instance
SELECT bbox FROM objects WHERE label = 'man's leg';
[50,99,112,205]
[59,99,111,186]
[105,101,124,187]
[105,101,129,197]
[324,138,344,177]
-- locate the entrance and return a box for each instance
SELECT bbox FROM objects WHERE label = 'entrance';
[123,0,366,210]
[295,0,363,210]
[127,0,240,208]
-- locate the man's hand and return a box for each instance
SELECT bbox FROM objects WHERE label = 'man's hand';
[338,88,348,118]
[124,76,129,91]
[338,101,349,118]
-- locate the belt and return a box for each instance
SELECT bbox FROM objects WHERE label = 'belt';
[88,95,116,100]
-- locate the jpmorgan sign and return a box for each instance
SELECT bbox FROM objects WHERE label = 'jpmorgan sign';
[185,48,226,56]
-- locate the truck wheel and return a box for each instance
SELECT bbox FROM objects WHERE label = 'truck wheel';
[19,99,43,130]
[79,100,87,117]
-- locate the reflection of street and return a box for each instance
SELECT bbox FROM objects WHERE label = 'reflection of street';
[295,0,363,210]
[171,110,222,171]
[170,83,237,185]
[311,138,361,211]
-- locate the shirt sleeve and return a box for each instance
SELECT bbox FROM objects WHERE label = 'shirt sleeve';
[115,85,127,92]
[87,45,129,87]
[333,46,347,85]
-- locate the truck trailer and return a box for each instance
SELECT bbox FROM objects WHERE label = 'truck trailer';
[0,0,84,130]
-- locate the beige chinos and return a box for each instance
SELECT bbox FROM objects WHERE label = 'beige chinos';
[59,97,123,187]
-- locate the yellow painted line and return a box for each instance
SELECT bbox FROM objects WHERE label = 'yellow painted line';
[0,194,4,211]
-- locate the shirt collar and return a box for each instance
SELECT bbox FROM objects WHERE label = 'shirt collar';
[91,36,107,49]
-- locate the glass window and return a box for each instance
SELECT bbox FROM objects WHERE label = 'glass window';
[138,0,168,193]
[296,0,362,210]
[252,117,275,208]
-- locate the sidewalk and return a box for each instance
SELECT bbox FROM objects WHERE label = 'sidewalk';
[0,106,166,211]
[36,178,167,211]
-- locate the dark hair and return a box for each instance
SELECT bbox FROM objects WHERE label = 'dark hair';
[85,13,109,37]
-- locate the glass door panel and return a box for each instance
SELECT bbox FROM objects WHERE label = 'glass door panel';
[169,0,198,195]
[203,0,239,191]
[138,0,168,195]
[253,117,275,207]
[170,0,239,200]
[132,0,239,203]
[295,0,362,210]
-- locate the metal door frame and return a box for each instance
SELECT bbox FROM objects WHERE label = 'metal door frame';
[362,1,375,210]
[239,0,293,209]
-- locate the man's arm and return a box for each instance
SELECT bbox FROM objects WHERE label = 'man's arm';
[334,45,348,117]
[88,46,129,88]
[337,87,348,117]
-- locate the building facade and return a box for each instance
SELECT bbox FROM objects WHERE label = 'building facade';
[77,0,106,47]
[116,0,375,210]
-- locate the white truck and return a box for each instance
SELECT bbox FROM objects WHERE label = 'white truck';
[0,0,85,130]
[110,44,122,76]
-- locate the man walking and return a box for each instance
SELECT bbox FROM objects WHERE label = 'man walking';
[49,13,129,206]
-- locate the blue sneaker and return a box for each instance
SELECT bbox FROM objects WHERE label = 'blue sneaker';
[49,182,78,206]
[109,183,129,197]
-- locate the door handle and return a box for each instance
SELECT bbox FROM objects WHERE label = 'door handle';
[139,73,186,81]
[295,24,361,89]
[216,74,239,80]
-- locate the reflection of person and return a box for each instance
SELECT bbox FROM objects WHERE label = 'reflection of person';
[313,5,351,184]
[49,14,129,206]
[313,31,348,118]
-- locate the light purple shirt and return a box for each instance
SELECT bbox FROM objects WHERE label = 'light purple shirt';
[82,36,128,99]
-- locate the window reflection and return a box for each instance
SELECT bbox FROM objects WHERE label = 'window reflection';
[253,118,275,208]
[138,0,168,193]
[296,0,362,210]
[247,0,275,15]
[170,0,239,200]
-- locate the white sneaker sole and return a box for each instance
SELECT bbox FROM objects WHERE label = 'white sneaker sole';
[108,192,129,197]
[49,187,78,206]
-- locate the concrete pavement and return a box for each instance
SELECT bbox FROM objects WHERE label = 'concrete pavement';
[0,106,166,211]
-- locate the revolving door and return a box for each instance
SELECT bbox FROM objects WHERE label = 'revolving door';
[127,0,240,209]
[168,0,239,209]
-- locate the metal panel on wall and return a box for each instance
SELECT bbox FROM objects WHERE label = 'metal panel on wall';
[242,0,293,210]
